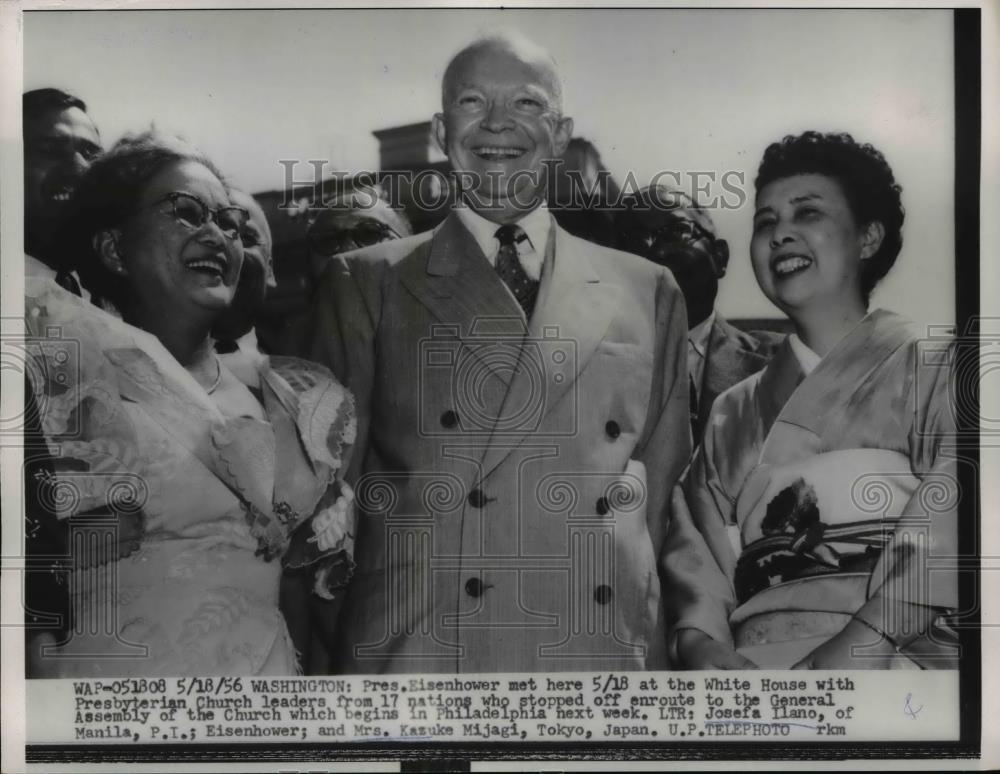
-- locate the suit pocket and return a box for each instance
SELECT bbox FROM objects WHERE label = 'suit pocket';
[581,343,654,447]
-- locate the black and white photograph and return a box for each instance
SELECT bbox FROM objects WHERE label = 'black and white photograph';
[1,1,995,770]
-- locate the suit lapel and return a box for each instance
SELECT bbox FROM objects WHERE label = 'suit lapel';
[480,224,617,477]
[399,212,527,391]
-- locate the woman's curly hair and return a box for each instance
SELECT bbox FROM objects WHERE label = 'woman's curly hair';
[755,131,905,304]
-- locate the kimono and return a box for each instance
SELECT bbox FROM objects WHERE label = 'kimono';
[660,310,958,668]
[24,278,356,676]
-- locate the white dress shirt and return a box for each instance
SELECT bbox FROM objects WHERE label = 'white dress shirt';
[687,310,715,403]
[454,203,551,282]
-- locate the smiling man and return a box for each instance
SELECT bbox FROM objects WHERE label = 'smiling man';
[23,88,102,297]
[303,32,691,673]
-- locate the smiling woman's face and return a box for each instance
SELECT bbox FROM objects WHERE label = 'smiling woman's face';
[750,173,878,317]
[117,160,244,319]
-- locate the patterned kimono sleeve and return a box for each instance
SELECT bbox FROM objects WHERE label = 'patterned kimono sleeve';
[308,255,381,485]
[660,423,741,654]
[270,356,358,596]
[860,337,959,630]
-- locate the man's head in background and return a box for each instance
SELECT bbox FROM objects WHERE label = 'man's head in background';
[306,189,412,280]
[23,88,102,267]
[618,185,729,328]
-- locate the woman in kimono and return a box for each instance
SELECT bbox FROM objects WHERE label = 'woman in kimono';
[26,132,356,676]
[662,132,956,669]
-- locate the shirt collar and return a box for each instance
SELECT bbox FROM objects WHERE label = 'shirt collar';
[788,332,822,375]
[455,202,551,276]
[688,310,715,359]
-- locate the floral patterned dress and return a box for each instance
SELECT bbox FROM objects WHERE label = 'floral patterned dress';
[25,278,356,676]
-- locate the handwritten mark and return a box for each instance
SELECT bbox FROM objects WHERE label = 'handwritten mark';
[904,693,923,719]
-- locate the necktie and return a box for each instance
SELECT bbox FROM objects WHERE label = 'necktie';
[494,224,538,318]
[54,270,82,298]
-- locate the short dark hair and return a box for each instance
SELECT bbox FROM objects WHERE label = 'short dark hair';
[23,88,88,125]
[754,131,904,303]
[62,130,227,310]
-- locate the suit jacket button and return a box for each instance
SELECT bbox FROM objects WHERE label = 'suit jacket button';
[595,496,610,516]
[605,420,621,439]
[468,488,487,508]
[465,577,485,597]
[594,584,614,605]
[441,410,459,429]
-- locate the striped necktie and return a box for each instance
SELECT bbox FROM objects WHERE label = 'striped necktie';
[494,224,538,317]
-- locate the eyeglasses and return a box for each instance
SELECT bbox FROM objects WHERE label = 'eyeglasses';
[142,192,250,240]
[308,219,402,256]
[647,218,714,247]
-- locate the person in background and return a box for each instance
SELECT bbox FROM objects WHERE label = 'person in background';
[617,185,779,441]
[23,88,103,297]
[272,189,411,362]
[26,131,356,676]
[212,189,278,380]
[22,88,102,674]
[548,137,620,248]
[660,131,957,670]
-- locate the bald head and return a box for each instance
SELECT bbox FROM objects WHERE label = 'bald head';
[433,30,573,223]
[441,32,564,114]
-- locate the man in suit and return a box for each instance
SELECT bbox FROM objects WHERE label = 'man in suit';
[306,32,690,673]
[22,89,102,671]
[618,185,780,443]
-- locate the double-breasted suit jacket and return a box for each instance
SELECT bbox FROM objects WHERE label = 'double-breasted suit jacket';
[309,211,690,673]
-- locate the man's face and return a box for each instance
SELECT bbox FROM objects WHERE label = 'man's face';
[619,204,725,328]
[24,106,101,252]
[433,44,572,220]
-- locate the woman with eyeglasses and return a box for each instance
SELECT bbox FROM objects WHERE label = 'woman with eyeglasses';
[25,132,356,676]
[660,132,957,670]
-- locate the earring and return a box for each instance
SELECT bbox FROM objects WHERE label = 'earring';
[112,240,127,274]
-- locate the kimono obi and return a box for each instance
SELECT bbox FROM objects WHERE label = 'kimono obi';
[730,449,918,620]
